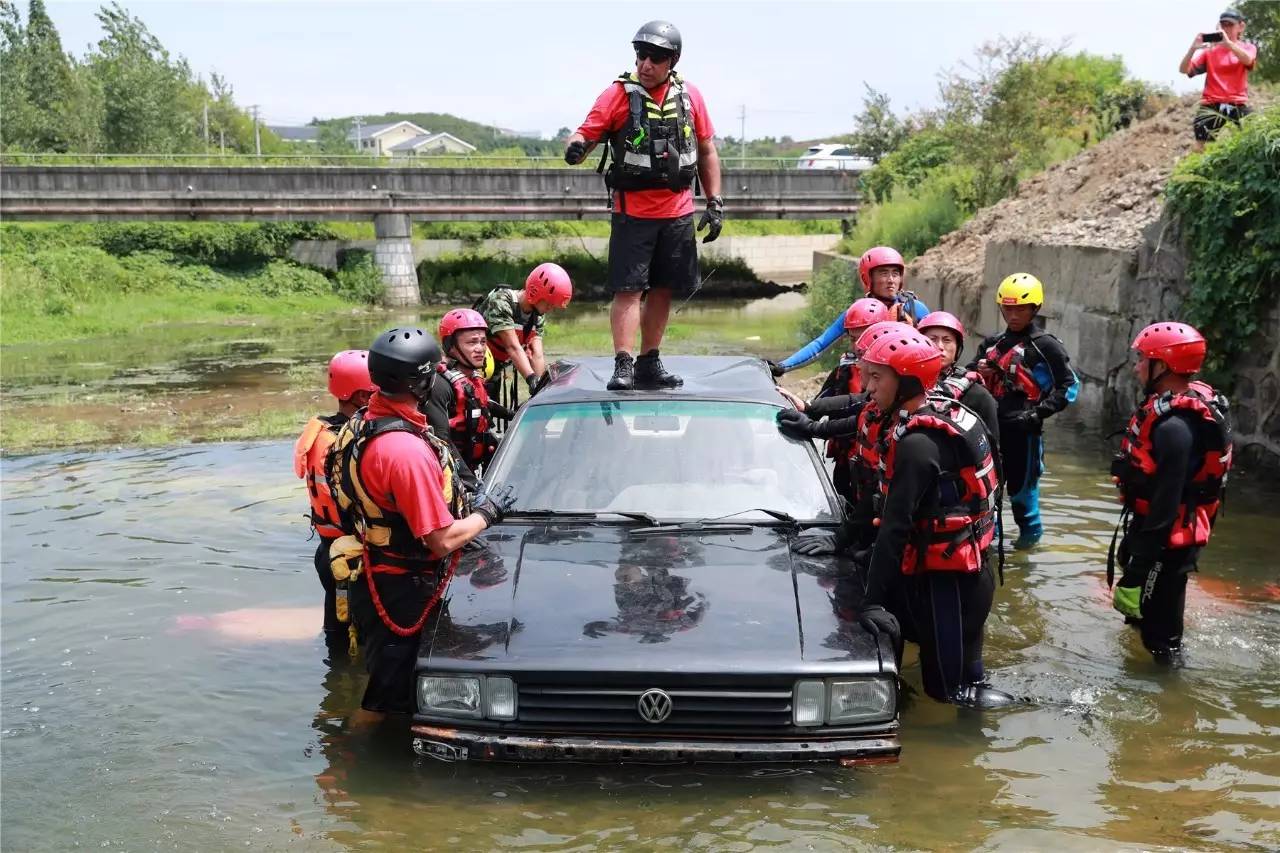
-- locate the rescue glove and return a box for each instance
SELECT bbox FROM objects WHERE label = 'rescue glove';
[697,195,724,244]
[526,372,549,397]
[858,605,901,649]
[776,408,817,440]
[766,360,787,378]
[474,483,517,528]
[792,533,839,556]
[1113,558,1156,620]
[1002,409,1042,432]
[564,140,588,165]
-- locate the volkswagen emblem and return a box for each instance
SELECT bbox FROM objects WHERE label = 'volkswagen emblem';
[637,688,673,723]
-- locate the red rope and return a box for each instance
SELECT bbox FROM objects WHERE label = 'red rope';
[363,547,460,637]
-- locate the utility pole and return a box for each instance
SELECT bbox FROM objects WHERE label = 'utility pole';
[202,102,209,152]
[738,104,746,168]
[354,116,365,154]
[219,128,226,155]
[251,105,261,156]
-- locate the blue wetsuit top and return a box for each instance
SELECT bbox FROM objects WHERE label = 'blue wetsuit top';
[779,293,931,371]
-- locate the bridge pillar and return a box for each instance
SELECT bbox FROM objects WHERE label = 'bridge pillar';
[373,213,419,306]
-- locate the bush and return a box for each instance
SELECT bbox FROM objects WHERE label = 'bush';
[838,168,970,260]
[799,259,861,366]
[1165,108,1280,384]
[334,250,386,304]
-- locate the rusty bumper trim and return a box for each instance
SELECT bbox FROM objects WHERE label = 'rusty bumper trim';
[411,724,900,764]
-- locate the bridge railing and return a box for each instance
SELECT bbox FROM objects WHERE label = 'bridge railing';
[0,152,812,170]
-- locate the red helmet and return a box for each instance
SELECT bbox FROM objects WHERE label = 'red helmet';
[860,328,944,391]
[855,320,908,353]
[843,297,891,331]
[327,350,376,401]
[525,262,573,309]
[918,310,966,350]
[858,246,905,290]
[438,308,488,344]
[1131,321,1206,374]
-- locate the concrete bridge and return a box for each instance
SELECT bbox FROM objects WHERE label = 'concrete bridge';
[0,165,860,305]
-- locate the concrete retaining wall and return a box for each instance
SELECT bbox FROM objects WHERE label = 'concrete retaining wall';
[293,234,841,280]
[813,216,1280,470]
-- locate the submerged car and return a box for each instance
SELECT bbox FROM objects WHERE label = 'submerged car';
[411,356,899,764]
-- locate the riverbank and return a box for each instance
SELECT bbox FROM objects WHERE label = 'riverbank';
[0,296,819,455]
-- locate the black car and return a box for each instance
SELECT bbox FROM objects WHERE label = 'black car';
[411,356,899,764]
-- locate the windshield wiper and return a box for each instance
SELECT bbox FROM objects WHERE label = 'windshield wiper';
[628,521,755,537]
[506,509,660,525]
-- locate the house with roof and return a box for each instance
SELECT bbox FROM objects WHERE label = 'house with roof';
[347,121,476,157]
[267,125,319,143]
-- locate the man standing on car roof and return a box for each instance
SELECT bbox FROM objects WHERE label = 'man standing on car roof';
[327,327,516,723]
[563,20,722,391]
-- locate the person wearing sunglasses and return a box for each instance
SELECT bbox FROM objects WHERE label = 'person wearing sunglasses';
[1180,8,1258,149]
[564,20,722,392]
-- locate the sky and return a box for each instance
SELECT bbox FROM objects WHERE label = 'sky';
[43,0,1224,141]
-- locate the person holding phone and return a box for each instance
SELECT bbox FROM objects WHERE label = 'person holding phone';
[1179,8,1258,148]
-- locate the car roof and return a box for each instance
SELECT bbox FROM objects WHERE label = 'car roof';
[528,356,786,406]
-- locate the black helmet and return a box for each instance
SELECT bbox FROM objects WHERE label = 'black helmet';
[632,20,682,65]
[368,327,441,400]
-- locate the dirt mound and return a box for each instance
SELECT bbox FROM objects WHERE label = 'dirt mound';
[909,95,1202,294]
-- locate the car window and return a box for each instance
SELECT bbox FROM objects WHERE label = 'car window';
[487,400,839,522]
[804,146,823,155]
[830,147,856,157]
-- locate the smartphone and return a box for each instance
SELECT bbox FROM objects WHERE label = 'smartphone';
[1202,32,1224,43]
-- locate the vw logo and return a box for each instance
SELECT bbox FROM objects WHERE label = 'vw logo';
[637,688,673,723]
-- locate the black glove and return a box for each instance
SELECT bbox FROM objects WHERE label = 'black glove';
[767,360,787,378]
[792,533,838,556]
[473,483,517,528]
[851,548,872,570]
[858,605,901,648]
[1002,408,1042,431]
[776,408,816,440]
[697,196,724,244]
[525,372,546,396]
[564,140,588,165]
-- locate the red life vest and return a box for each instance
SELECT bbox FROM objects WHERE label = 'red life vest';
[879,398,999,575]
[849,402,887,500]
[835,353,864,396]
[1115,381,1232,549]
[982,331,1045,401]
[294,415,345,538]
[934,369,983,403]
[438,363,495,467]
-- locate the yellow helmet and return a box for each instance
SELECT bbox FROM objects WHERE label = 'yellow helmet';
[996,273,1044,307]
[483,347,496,381]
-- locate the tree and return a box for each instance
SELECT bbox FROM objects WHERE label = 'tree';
[0,0,77,151]
[849,84,907,163]
[1238,1,1279,83]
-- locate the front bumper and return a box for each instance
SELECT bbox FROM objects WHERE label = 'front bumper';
[410,724,900,765]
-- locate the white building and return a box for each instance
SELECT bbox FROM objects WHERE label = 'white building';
[348,121,477,157]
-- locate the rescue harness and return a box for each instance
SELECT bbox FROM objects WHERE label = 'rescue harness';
[597,71,698,194]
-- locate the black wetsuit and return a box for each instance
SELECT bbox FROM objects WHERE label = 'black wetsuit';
[806,392,880,550]
[1118,412,1200,656]
[863,429,995,702]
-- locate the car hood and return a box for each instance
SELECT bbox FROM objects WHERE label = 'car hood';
[420,523,888,676]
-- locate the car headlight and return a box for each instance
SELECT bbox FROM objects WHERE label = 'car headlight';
[485,676,517,721]
[417,675,482,718]
[793,680,825,726]
[827,678,896,724]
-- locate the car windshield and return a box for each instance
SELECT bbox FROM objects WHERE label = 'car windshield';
[487,400,839,522]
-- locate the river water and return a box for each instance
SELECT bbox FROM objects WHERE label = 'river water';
[2,305,1279,851]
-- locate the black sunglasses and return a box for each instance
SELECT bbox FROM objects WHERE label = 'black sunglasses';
[635,46,674,64]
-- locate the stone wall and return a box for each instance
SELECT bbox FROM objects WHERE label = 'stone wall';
[813,215,1280,471]
[293,234,840,281]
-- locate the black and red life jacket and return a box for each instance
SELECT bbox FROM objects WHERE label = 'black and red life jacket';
[933,369,984,403]
[849,402,887,501]
[822,354,865,463]
[879,398,999,575]
[1114,380,1232,549]
[982,330,1047,401]
[438,363,495,467]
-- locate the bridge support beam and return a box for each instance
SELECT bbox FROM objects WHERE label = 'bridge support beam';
[373,213,419,306]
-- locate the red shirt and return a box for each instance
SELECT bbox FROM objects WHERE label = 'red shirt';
[358,393,454,541]
[576,77,715,219]
[1190,42,1256,105]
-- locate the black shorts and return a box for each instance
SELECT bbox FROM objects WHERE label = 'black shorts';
[1193,102,1251,141]
[608,213,698,295]
[349,572,439,714]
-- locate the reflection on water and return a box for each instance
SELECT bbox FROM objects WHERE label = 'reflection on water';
[2,436,1278,851]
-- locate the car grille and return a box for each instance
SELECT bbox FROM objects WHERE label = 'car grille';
[516,683,794,732]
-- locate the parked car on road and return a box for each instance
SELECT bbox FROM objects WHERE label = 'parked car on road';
[411,356,901,765]
[796,143,874,171]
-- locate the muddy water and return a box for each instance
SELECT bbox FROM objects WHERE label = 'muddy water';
[3,431,1278,851]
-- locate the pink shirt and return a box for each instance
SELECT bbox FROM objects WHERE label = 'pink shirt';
[1189,42,1257,105]
[359,393,453,541]
[577,77,715,219]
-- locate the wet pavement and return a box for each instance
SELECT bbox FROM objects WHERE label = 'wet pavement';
[2,433,1278,851]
